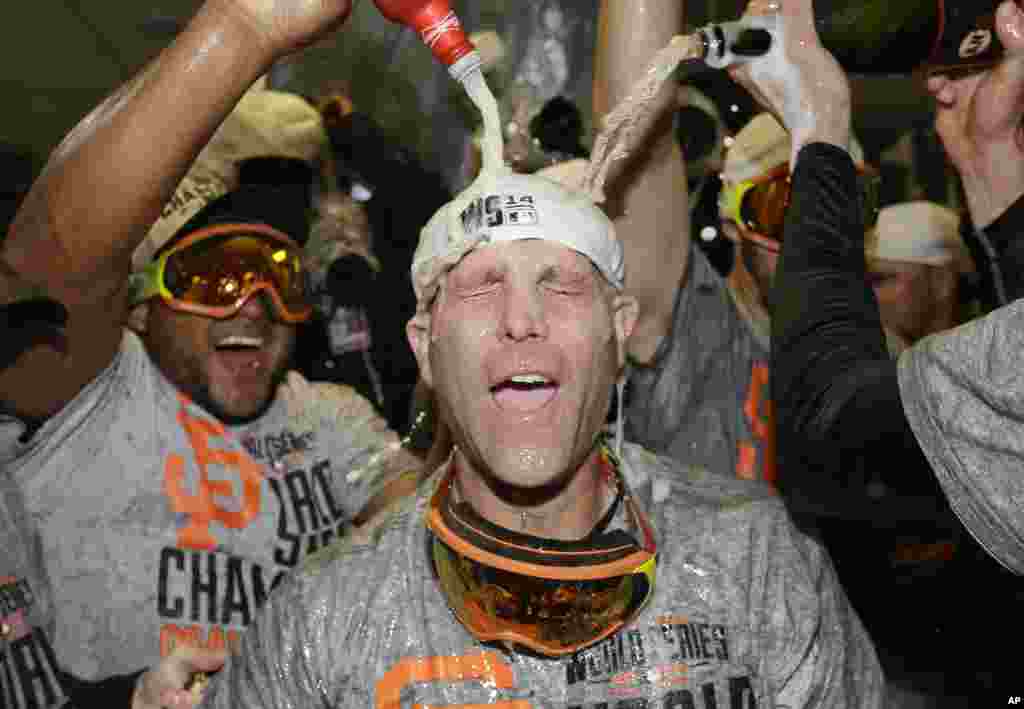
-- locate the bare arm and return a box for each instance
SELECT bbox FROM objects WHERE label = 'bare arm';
[0,2,270,419]
[594,0,690,365]
[0,0,352,420]
[927,0,1024,230]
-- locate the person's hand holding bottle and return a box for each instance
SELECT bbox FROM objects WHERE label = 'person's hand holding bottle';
[727,0,853,163]
[927,0,1024,228]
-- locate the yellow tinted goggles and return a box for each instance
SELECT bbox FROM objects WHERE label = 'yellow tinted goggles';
[128,224,312,323]
[427,450,657,657]
[719,162,880,242]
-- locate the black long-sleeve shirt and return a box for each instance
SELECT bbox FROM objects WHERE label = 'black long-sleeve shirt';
[772,143,1024,692]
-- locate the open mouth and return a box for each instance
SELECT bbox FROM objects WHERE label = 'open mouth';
[213,335,268,373]
[490,374,559,412]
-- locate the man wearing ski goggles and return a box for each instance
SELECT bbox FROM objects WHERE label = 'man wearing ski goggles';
[127,186,314,424]
[714,114,896,348]
[716,113,968,358]
[201,162,881,709]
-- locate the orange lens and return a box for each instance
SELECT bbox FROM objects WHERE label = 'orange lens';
[737,164,881,242]
[431,536,653,656]
[740,173,792,240]
[164,233,308,316]
[426,455,657,657]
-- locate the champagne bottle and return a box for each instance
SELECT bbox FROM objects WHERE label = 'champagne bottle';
[700,0,1022,75]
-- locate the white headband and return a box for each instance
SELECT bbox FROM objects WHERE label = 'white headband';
[412,168,624,308]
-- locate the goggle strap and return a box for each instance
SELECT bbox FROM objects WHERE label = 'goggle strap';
[165,222,299,255]
[430,517,655,586]
[127,261,165,306]
[427,465,653,582]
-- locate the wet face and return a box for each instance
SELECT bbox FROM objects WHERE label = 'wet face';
[409,240,636,490]
[143,293,295,423]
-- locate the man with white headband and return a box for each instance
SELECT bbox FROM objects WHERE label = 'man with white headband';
[0,0,420,705]
[200,52,880,709]
[727,0,1024,699]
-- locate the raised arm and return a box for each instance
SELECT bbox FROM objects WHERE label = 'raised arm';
[594,0,690,364]
[0,0,352,421]
[928,0,1024,307]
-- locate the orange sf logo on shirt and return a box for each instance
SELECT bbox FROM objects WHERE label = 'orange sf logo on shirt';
[164,393,264,550]
[377,652,529,709]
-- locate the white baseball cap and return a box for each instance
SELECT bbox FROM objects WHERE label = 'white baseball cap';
[412,167,623,308]
[866,201,970,272]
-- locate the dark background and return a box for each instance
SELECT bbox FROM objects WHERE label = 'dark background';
[0,0,950,207]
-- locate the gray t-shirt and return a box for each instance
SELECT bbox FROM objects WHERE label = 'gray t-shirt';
[200,443,883,709]
[1,467,67,709]
[626,247,774,484]
[899,298,1024,575]
[2,330,401,681]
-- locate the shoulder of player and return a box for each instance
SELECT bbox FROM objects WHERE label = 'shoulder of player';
[623,442,785,520]
[276,371,391,431]
[5,329,149,463]
[291,490,422,592]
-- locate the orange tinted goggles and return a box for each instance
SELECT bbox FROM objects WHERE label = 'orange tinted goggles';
[720,162,880,243]
[427,448,657,657]
[128,224,312,323]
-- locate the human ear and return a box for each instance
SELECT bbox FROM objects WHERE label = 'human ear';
[126,302,149,334]
[406,311,433,387]
[611,294,639,370]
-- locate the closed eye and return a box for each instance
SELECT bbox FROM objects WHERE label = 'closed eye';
[539,266,588,296]
[542,282,582,296]
[459,278,504,300]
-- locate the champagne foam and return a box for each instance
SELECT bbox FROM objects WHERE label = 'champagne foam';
[449,66,505,242]
[584,33,703,203]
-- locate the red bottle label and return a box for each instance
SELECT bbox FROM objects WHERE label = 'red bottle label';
[415,7,473,65]
[373,0,473,66]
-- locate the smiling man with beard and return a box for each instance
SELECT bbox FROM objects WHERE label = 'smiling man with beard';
[198,165,882,709]
[0,1,420,699]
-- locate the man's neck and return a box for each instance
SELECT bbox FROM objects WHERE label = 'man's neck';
[452,446,611,541]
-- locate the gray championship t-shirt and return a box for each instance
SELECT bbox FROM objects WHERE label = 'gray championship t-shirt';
[1,467,67,709]
[899,297,1024,575]
[3,330,401,680]
[626,247,774,484]
[201,443,883,709]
